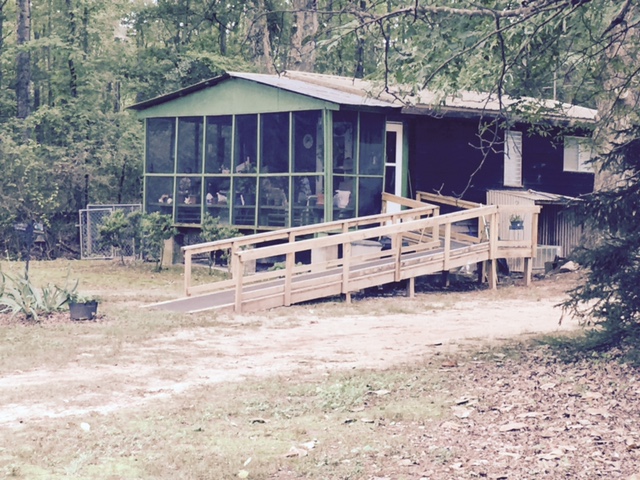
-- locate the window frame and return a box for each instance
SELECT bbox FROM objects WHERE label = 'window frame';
[563,136,594,173]
[503,130,523,187]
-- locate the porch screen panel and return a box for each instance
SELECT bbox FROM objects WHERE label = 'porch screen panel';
[293,176,324,226]
[146,118,175,174]
[177,117,203,174]
[358,177,383,217]
[204,177,231,223]
[293,111,323,173]
[205,115,232,174]
[258,176,289,227]
[504,130,522,187]
[145,176,174,217]
[359,113,385,176]
[234,114,258,172]
[232,176,257,226]
[260,112,289,173]
[176,177,202,224]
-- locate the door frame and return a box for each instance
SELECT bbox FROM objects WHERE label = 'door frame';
[385,122,404,213]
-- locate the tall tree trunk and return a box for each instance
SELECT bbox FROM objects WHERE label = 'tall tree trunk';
[289,0,318,72]
[66,0,78,98]
[354,0,366,78]
[16,0,31,119]
[0,0,7,91]
[594,2,640,192]
[248,0,275,73]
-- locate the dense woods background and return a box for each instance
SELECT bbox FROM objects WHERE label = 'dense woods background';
[0,0,636,261]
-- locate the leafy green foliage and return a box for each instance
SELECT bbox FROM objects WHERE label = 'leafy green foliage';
[200,214,241,273]
[141,212,177,272]
[98,210,134,264]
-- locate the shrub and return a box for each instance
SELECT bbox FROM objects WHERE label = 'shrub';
[200,214,241,273]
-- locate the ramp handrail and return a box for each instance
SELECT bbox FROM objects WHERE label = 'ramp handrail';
[182,195,439,296]
[181,198,540,312]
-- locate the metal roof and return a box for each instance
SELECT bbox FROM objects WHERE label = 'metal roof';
[488,189,577,205]
[128,70,597,123]
[230,72,398,108]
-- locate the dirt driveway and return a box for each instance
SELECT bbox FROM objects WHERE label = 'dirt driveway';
[0,274,580,429]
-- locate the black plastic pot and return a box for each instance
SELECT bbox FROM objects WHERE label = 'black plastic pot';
[509,220,524,230]
[69,301,98,321]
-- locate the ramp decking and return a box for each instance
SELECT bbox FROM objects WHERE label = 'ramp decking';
[150,194,540,314]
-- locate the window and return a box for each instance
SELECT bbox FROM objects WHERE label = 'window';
[234,115,257,172]
[146,118,175,174]
[504,130,522,187]
[260,112,289,173]
[293,111,323,173]
[564,136,594,173]
[359,113,385,176]
[177,117,203,174]
[205,116,232,174]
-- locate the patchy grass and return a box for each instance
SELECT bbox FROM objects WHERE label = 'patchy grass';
[3,262,633,479]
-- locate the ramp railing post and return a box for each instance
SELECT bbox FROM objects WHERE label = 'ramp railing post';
[394,230,402,282]
[232,244,243,313]
[184,250,192,297]
[284,232,295,307]
[443,221,451,271]
[342,241,352,303]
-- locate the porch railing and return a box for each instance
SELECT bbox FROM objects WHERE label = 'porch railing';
[181,194,540,312]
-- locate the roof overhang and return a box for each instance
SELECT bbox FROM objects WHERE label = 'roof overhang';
[127,70,597,126]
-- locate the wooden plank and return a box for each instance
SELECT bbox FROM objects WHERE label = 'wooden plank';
[407,277,415,298]
[394,231,402,282]
[184,251,192,296]
[443,223,451,270]
[342,242,352,295]
[417,191,483,209]
[382,192,439,211]
[488,259,497,290]
[284,232,295,306]
[524,257,533,286]
[232,251,243,313]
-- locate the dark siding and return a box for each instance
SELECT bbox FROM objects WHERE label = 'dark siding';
[521,126,594,197]
[407,116,504,204]
[407,117,594,203]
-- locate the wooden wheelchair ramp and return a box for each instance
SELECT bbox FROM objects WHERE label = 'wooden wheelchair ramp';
[150,194,540,314]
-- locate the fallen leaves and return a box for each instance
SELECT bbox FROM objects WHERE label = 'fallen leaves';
[498,422,527,432]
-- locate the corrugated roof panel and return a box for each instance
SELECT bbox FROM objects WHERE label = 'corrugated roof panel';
[229,72,398,108]
[129,70,598,123]
[487,189,576,204]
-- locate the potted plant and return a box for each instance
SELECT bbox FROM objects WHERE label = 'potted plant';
[509,214,525,230]
[67,291,99,321]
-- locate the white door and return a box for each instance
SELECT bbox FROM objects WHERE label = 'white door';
[385,122,404,214]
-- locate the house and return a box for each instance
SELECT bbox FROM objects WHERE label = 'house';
[129,71,597,261]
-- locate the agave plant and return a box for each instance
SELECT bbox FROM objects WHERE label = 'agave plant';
[0,272,75,321]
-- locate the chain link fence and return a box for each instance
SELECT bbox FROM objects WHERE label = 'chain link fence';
[79,204,142,260]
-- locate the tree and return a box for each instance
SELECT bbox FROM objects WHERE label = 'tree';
[200,213,240,273]
[141,212,177,271]
[97,209,138,264]
[15,0,30,120]
[362,0,640,357]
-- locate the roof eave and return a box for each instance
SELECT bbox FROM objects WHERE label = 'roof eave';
[127,73,231,111]
[401,105,596,125]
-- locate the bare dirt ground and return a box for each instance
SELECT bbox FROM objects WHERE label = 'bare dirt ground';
[2,271,640,479]
[1,274,578,428]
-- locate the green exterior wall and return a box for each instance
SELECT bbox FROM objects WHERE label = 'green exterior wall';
[135,79,338,119]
